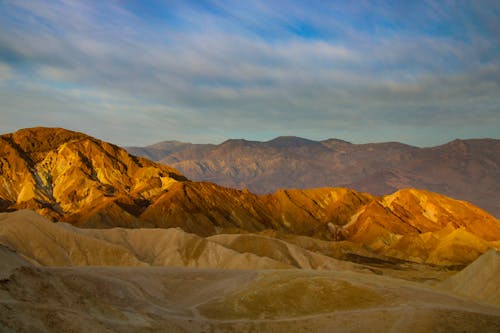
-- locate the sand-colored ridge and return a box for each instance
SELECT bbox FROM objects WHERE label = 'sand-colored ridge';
[0,210,294,270]
[440,249,500,306]
[2,210,493,276]
[0,210,459,283]
[67,225,292,270]
[207,233,361,271]
[0,210,146,267]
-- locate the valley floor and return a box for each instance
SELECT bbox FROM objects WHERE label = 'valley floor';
[1,263,500,333]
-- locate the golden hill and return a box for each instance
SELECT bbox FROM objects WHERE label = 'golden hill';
[1,127,499,265]
[2,211,500,332]
[0,127,186,225]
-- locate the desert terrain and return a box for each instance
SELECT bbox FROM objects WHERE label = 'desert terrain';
[0,128,499,332]
[1,210,500,333]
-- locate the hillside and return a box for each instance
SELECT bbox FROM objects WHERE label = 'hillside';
[440,249,500,306]
[1,129,500,332]
[127,136,500,216]
[0,127,186,225]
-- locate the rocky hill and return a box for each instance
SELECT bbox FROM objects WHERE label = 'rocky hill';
[0,127,187,225]
[1,127,499,265]
[127,136,500,216]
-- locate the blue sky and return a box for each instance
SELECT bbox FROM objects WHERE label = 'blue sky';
[0,0,498,146]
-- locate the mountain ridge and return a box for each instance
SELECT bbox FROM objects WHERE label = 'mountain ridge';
[126,136,500,216]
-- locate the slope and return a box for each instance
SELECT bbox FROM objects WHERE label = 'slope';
[2,264,500,332]
[0,210,291,269]
[440,249,500,306]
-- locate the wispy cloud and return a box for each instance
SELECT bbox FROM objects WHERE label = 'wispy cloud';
[0,0,498,145]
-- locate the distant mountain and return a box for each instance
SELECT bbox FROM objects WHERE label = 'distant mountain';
[127,136,500,217]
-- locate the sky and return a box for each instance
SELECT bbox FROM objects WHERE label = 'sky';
[0,0,499,146]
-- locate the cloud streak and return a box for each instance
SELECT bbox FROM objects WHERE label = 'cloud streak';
[0,0,498,146]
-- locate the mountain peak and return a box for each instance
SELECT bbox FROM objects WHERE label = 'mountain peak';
[266,136,320,148]
[321,138,352,144]
[4,127,91,153]
[219,138,259,149]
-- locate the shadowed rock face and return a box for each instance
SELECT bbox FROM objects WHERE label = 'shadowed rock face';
[127,136,500,217]
[1,128,500,265]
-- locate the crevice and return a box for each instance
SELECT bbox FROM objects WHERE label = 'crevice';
[2,135,58,206]
[282,190,320,222]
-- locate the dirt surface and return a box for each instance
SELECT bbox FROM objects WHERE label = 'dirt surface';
[1,264,499,333]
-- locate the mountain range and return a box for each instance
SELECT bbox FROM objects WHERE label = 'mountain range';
[127,136,500,217]
[0,127,499,266]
